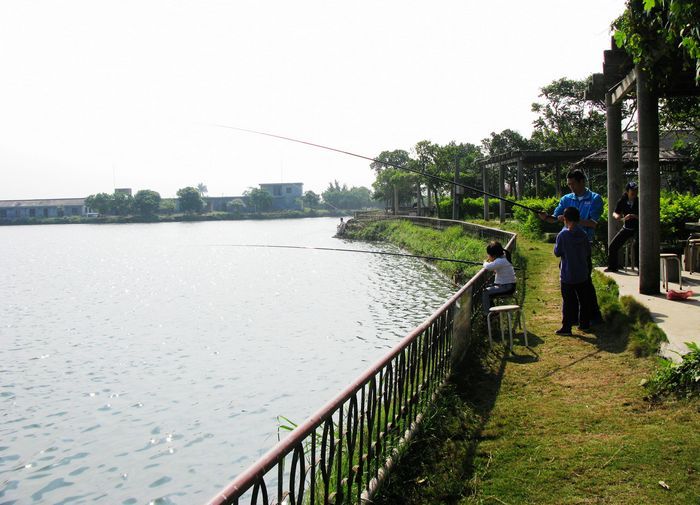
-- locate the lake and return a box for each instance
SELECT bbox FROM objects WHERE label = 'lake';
[0,217,457,504]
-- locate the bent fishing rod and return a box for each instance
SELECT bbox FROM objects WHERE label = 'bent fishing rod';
[211,244,521,269]
[211,124,548,215]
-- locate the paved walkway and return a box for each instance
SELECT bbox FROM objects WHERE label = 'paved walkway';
[596,267,700,361]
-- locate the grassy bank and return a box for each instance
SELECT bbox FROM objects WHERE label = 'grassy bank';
[344,220,492,282]
[360,221,700,504]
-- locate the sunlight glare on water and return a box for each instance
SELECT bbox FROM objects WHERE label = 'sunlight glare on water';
[0,218,457,503]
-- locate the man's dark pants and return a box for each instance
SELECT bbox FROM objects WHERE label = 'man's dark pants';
[584,254,602,322]
[607,227,635,270]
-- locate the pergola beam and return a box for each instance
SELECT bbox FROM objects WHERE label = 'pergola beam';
[610,67,637,105]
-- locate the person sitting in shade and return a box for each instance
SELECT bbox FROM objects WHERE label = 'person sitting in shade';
[481,240,516,315]
[605,181,639,272]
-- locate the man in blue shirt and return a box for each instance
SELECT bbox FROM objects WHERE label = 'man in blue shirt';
[539,169,603,325]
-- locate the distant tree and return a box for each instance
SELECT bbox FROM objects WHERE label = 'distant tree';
[322,181,373,209]
[111,192,133,215]
[481,129,534,157]
[196,183,208,196]
[303,190,320,208]
[530,77,606,150]
[244,187,273,212]
[177,186,204,213]
[85,192,113,215]
[370,150,417,211]
[159,199,176,214]
[227,199,246,214]
[133,190,161,216]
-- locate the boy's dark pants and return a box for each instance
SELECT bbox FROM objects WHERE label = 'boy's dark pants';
[561,281,591,329]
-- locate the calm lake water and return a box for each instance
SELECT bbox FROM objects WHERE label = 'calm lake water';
[0,217,457,504]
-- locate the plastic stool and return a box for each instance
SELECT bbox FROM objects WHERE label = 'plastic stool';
[487,305,528,351]
[622,239,637,272]
[689,239,700,274]
[660,253,682,292]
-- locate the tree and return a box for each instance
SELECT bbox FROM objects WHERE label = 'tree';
[111,192,133,215]
[613,0,700,83]
[196,183,208,196]
[227,199,246,214]
[177,186,204,213]
[303,190,320,208]
[159,199,176,214]
[85,192,112,215]
[244,187,273,212]
[370,150,417,211]
[530,77,607,150]
[133,190,161,216]
[481,129,534,157]
[321,182,373,210]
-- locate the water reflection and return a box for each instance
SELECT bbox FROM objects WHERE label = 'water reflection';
[0,218,456,503]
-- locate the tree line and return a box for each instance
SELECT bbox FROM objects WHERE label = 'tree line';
[370,0,700,211]
[84,183,378,217]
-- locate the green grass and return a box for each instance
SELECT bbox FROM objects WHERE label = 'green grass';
[368,225,700,505]
[344,220,488,282]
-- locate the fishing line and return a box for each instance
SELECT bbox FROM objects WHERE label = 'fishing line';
[210,243,486,266]
[210,243,522,270]
[211,124,549,215]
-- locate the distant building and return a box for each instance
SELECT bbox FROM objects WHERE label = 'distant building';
[115,188,132,196]
[259,182,303,210]
[0,198,89,220]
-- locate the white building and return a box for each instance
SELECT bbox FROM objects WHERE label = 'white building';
[0,198,89,220]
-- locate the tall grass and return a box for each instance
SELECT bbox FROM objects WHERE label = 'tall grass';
[346,220,487,281]
[593,272,668,357]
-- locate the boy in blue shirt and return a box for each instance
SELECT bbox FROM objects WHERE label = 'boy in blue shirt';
[553,207,591,335]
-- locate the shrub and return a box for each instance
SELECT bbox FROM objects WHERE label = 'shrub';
[659,192,700,242]
[644,342,700,399]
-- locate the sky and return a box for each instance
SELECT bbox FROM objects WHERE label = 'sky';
[0,0,628,200]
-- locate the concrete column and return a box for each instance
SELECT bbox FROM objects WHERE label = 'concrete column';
[516,158,524,199]
[417,183,422,216]
[555,163,562,197]
[499,164,506,222]
[452,155,461,220]
[606,93,623,246]
[535,168,540,197]
[393,185,399,215]
[482,164,489,220]
[636,66,660,294]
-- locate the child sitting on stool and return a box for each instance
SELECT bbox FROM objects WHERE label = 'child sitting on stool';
[481,240,516,315]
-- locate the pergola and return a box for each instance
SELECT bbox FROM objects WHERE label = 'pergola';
[477,149,593,222]
[585,39,699,294]
[573,137,690,176]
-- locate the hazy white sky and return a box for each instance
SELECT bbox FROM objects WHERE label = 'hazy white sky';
[0,0,627,200]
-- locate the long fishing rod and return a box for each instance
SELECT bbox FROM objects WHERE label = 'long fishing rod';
[211,243,489,267]
[212,124,547,215]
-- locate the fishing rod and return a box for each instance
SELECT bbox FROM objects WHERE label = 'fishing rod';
[212,124,548,215]
[211,243,490,267]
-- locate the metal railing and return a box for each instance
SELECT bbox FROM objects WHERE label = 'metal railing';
[208,219,516,505]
